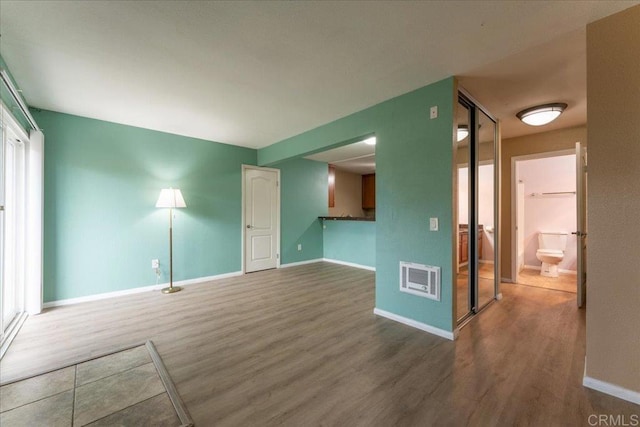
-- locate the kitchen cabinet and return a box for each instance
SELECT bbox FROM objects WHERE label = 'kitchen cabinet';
[328,165,335,207]
[362,173,375,209]
[459,231,469,263]
[458,226,483,264]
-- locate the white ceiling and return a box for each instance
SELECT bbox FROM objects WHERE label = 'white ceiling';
[305,139,376,175]
[1,1,637,149]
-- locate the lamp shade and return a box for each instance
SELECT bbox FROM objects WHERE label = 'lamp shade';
[156,188,186,208]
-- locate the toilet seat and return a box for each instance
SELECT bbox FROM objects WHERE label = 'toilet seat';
[536,249,563,257]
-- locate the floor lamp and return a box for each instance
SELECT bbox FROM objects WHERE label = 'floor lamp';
[156,188,186,294]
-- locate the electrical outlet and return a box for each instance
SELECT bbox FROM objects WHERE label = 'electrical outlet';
[429,217,439,231]
[430,106,438,119]
[151,259,159,269]
[297,244,302,251]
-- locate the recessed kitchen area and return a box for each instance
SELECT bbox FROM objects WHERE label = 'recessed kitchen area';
[305,136,376,269]
[306,136,376,220]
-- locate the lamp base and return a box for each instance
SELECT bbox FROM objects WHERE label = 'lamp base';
[161,286,183,294]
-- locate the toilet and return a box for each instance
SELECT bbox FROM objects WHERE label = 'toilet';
[536,232,568,277]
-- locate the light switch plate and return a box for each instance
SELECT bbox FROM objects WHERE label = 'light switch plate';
[429,217,438,231]
[430,106,438,119]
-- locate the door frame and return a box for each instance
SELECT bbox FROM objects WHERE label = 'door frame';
[1,100,31,355]
[241,164,281,274]
[576,142,587,308]
[510,148,578,283]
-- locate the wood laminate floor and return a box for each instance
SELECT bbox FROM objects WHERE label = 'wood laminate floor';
[456,263,496,321]
[1,262,637,426]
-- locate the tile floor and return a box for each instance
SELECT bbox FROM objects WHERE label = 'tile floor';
[0,345,182,426]
[516,267,577,293]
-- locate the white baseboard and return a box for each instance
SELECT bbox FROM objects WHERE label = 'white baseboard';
[43,271,243,308]
[501,277,515,283]
[279,258,323,268]
[373,308,455,340]
[524,265,577,275]
[323,258,375,271]
[583,375,640,405]
[479,260,495,264]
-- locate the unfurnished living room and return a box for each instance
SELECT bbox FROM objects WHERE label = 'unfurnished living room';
[0,1,639,426]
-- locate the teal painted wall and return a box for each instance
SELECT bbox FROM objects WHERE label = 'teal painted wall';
[258,77,456,332]
[277,158,327,264]
[35,109,256,302]
[323,220,375,268]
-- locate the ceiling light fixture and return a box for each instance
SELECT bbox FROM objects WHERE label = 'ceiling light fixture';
[457,125,469,142]
[363,137,376,145]
[516,103,567,126]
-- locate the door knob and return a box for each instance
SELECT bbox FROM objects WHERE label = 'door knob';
[247,225,251,229]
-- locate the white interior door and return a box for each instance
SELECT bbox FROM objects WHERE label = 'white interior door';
[576,143,587,307]
[244,167,279,273]
[516,180,525,283]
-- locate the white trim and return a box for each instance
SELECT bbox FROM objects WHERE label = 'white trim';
[279,258,323,268]
[501,277,515,283]
[42,271,243,308]
[0,312,28,360]
[241,165,281,274]
[373,308,455,341]
[0,69,39,131]
[479,259,494,264]
[0,100,30,142]
[1,105,29,337]
[323,258,375,271]
[523,265,577,275]
[583,375,640,405]
[25,130,44,315]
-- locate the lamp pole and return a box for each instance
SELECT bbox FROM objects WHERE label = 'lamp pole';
[157,188,185,294]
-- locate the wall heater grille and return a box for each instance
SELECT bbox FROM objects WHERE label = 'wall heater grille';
[399,262,441,301]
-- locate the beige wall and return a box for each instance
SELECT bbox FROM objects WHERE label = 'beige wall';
[328,168,364,217]
[500,126,587,280]
[585,6,640,393]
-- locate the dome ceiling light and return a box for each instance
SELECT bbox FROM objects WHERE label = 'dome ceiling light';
[516,103,567,126]
[457,125,469,142]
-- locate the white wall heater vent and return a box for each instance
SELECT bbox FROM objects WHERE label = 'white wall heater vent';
[399,262,441,301]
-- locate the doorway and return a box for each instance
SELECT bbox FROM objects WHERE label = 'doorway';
[511,146,587,305]
[242,165,280,273]
[1,117,27,354]
[456,91,500,324]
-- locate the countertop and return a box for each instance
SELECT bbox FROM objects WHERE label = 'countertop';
[319,216,375,222]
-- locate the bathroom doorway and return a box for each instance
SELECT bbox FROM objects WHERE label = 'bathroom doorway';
[511,147,586,303]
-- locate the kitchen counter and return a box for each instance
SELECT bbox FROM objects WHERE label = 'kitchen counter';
[319,216,375,222]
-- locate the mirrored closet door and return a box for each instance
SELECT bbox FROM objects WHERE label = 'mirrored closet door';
[456,91,499,324]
